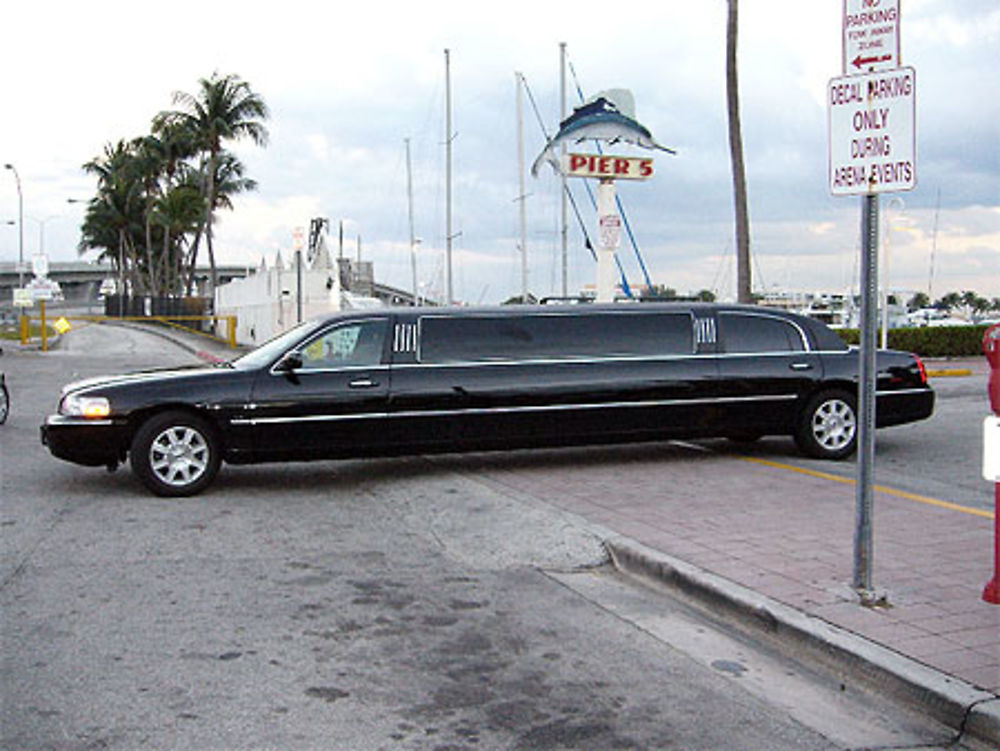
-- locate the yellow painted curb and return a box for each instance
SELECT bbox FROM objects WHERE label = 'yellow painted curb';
[926,368,973,377]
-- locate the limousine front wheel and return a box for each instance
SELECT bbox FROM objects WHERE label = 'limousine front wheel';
[795,390,858,460]
[130,411,221,497]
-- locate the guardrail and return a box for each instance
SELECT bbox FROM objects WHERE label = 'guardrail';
[19,303,238,352]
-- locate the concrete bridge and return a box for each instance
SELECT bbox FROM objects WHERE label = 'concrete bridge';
[1,260,416,310]
[0,261,254,307]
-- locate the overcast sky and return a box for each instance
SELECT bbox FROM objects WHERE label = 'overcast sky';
[2,0,998,304]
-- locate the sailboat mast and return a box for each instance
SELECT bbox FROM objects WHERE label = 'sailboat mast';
[928,188,940,299]
[516,72,528,303]
[406,138,418,305]
[559,42,568,298]
[445,48,454,305]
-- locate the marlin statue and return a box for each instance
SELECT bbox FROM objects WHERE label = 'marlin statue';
[531,89,676,177]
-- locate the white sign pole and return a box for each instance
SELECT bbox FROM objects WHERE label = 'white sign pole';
[595,179,620,303]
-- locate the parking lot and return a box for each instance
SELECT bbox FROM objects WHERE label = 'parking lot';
[2,322,997,748]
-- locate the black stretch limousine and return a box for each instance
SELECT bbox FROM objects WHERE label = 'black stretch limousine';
[41,303,934,496]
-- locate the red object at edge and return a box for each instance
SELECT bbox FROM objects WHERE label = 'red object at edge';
[982,324,1000,604]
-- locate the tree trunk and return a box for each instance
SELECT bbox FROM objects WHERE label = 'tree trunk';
[727,0,752,304]
[205,151,219,311]
[145,213,158,297]
[185,224,203,296]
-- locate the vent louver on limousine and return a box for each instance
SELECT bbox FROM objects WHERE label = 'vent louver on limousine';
[393,323,418,354]
[695,317,716,346]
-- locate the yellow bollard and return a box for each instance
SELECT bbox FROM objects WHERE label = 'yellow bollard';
[40,300,48,352]
[228,316,237,348]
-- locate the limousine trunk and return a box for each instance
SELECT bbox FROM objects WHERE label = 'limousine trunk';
[41,303,934,496]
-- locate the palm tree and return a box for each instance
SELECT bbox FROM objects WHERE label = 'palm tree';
[81,141,146,299]
[727,0,752,303]
[159,72,269,303]
[181,151,256,295]
[153,181,203,296]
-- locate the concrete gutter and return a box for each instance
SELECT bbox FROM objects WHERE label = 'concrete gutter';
[605,537,1000,749]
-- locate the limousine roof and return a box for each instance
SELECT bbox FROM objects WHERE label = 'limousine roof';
[321,302,849,351]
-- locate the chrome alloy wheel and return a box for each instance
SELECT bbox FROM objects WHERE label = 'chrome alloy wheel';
[811,397,856,451]
[149,425,210,488]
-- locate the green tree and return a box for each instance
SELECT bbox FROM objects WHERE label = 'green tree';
[936,291,961,311]
[158,72,269,303]
[80,140,145,296]
[907,291,930,310]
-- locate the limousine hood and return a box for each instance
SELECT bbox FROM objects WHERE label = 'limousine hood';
[60,363,228,397]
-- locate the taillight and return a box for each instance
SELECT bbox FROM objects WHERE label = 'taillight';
[914,355,928,385]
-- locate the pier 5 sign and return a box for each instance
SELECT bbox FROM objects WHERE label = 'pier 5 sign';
[562,153,654,181]
[828,67,915,196]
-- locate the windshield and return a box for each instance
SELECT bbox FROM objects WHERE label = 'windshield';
[229,319,325,370]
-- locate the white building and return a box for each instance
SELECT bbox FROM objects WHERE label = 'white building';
[215,231,382,347]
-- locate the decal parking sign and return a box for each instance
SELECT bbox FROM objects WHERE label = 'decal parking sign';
[828,66,916,196]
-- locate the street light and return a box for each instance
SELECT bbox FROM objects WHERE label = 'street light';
[4,164,24,288]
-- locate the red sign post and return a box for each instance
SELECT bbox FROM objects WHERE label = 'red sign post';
[983,323,1000,604]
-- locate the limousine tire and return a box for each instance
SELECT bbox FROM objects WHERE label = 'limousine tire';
[795,390,858,460]
[130,410,221,497]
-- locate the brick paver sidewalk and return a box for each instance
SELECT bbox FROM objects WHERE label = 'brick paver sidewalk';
[463,441,1000,693]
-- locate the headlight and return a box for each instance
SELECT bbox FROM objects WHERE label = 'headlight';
[60,394,112,419]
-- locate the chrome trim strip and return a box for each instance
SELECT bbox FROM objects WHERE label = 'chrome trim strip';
[46,418,115,427]
[394,323,417,353]
[268,364,390,377]
[392,354,712,369]
[230,393,799,426]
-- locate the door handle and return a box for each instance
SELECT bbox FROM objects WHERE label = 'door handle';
[348,378,378,389]
[789,362,813,371]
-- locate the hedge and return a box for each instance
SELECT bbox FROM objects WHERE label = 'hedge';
[836,325,990,358]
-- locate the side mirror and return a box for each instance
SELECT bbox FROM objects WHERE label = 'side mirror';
[276,351,303,372]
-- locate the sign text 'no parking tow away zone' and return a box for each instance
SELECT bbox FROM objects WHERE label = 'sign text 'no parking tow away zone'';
[828,66,916,196]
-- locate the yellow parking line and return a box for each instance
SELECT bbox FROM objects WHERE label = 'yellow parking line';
[741,456,995,520]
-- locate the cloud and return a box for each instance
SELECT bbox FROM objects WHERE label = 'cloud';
[2,0,997,304]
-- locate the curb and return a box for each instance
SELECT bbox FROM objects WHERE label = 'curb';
[102,320,236,363]
[605,536,1000,749]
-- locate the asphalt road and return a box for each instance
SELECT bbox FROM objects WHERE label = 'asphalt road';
[0,323,985,750]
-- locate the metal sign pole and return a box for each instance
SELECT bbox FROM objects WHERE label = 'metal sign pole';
[853,192,879,598]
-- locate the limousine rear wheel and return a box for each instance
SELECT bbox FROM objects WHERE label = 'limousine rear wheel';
[130,411,221,497]
[795,390,858,460]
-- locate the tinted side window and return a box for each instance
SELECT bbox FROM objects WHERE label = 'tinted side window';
[719,313,805,353]
[299,319,387,369]
[420,313,694,363]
